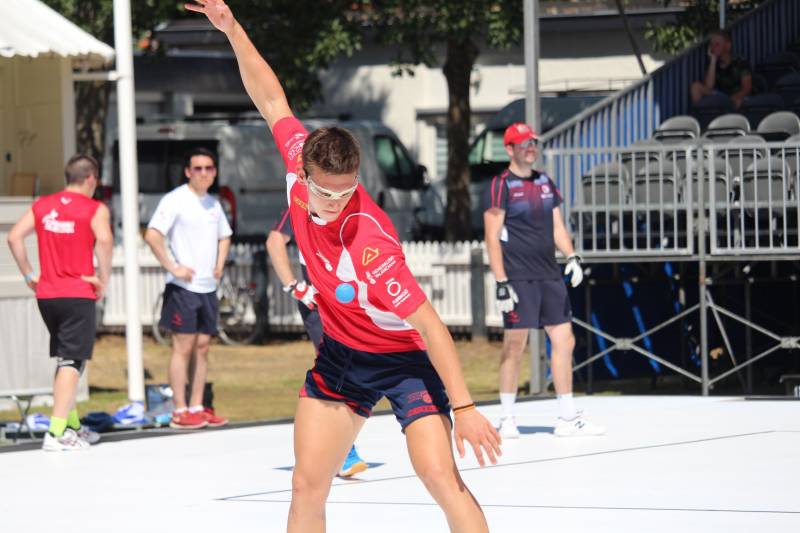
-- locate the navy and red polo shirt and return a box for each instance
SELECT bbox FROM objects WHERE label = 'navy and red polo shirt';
[484,169,563,281]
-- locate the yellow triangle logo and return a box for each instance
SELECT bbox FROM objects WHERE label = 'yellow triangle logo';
[362,247,380,266]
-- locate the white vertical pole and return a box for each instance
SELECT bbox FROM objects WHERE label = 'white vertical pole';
[524,0,543,393]
[59,59,76,162]
[113,0,144,402]
[523,0,541,133]
[719,0,726,29]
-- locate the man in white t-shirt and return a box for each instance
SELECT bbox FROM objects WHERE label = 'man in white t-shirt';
[145,147,233,429]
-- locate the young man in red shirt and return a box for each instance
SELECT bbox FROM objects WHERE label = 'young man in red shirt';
[187,2,501,531]
[7,154,113,450]
[267,208,368,478]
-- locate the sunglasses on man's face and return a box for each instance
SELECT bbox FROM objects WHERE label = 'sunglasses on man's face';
[515,139,538,149]
[304,169,359,201]
[190,165,216,173]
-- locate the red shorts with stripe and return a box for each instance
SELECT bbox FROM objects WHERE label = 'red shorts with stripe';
[299,334,451,432]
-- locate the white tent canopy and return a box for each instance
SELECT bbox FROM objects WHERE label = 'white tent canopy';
[0,0,114,65]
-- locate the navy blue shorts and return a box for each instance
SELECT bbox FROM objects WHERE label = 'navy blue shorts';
[300,334,452,432]
[503,279,572,329]
[159,283,218,335]
[298,301,323,352]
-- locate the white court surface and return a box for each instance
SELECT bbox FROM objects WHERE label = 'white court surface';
[1,396,798,532]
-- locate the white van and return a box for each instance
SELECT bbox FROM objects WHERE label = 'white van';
[102,118,428,241]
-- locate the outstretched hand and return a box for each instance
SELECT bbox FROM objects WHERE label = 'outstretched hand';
[453,409,502,467]
[185,0,236,34]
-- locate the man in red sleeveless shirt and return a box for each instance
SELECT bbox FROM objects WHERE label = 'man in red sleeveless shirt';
[7,154,113,451]
[187,2,501,532]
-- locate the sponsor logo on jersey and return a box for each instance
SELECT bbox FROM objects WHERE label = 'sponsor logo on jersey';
[285,133,305,163]
[385,277,402,297]
[386,277,411,307]
[315,251,333,271]
[293,195,308,211]
[42,209,75,234]
[60,196,72,205]
[370,255,397,280]
[362,246,380,266]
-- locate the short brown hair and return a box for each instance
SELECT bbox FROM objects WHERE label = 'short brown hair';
[64,154,99,185]
[302,127,360,175]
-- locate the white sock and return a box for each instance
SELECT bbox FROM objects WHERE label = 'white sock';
[557,393,578,421]
[174,407,187,414]
[500,393,516,417]
[188,405,204,413]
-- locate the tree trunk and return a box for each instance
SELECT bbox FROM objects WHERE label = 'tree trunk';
[75,81,111,162]
[442,37,478,242]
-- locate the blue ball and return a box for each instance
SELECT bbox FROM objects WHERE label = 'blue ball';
[335,282,356,304]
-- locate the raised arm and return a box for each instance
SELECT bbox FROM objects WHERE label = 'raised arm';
[185,0,292,130]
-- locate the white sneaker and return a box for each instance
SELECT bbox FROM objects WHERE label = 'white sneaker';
[498,416,521,439]
[76,426,100,444]
[42,429,90,451]
[554,416,606,437]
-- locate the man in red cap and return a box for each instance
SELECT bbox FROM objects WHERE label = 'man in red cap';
[484,122,605,439]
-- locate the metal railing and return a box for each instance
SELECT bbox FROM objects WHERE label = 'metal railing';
[543,140,800,259]
[538,0,800,154]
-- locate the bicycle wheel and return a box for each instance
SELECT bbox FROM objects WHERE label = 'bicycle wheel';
[152,292,172,346]
[217,287,261,346]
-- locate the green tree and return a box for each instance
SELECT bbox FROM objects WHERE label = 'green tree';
[362,1,523,241]
[232,1,362,112]
[645,0,767,55]
[43,0,362,160]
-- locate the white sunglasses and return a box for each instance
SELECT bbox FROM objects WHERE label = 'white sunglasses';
[304,170,359,201]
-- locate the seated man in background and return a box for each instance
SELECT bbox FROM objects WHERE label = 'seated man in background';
[690,29,753,110]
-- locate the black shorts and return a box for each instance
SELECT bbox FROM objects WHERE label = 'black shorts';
[37,298,96,360]
[503,279,572,329]
[159,283,218,335]
[300,334,452,432]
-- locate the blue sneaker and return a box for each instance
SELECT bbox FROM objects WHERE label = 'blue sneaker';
[338,445,368,478]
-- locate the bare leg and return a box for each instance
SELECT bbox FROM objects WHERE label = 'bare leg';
[189,333,211,407]
[499,329,528,394]
[169,333,197,410]
[288,397,365,533]
[52,367,80,419]
[406,415,488,532]
[544,322,576,396]
[690,81,712,104]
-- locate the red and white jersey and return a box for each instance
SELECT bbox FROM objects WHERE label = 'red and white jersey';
[273,117,426,353]
[32,191,100,300]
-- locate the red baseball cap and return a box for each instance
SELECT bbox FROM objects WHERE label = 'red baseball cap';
[503,122,538,145]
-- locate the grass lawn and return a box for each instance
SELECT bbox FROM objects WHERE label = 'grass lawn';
[1,334,523,426]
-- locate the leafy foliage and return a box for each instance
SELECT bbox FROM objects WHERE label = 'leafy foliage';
[362,1,523,240]
[645,0,768,55]
[231,0,363,112]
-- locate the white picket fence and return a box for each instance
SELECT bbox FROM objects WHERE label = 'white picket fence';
[102,241,504,332]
